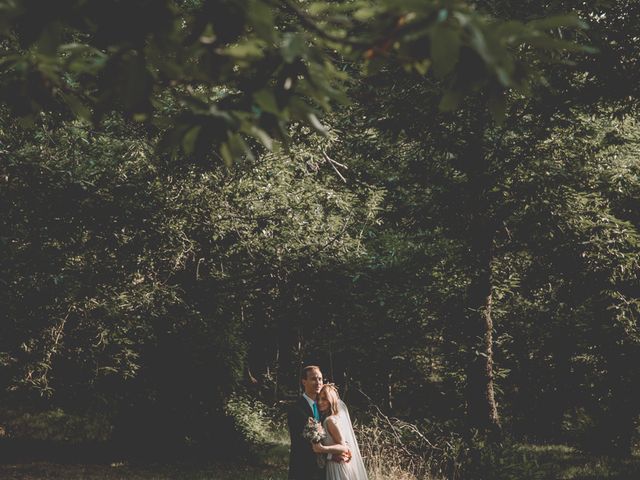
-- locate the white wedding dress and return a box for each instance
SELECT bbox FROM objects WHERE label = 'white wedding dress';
[323,400,368,480]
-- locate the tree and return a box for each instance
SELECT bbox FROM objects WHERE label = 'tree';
[0,0,588,160]
[2,0,605,454]
[0,110,380,451]
[291,2,640,447]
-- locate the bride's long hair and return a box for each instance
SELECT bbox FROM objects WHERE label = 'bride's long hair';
[322,384,370,479]
[320,383,340,415]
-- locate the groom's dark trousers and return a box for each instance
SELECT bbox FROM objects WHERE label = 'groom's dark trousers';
[287,396,325,480]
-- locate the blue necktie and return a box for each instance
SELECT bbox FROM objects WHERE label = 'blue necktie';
[312,402,319,421]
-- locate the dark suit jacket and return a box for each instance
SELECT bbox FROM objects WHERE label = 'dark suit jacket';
[287,396,324,480]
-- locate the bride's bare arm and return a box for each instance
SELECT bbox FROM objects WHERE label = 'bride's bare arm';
[311,417,349,454]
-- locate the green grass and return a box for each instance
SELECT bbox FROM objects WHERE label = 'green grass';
[477,443,640,480]
[0,461,288,480]
[1,443,639,479]
[0,435,291,480]
[514,443,640,480]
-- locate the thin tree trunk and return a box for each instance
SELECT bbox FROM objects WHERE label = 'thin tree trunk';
[329,344,335,382]
[464,221,501,436]
[461,107,501,438]
[296,329,304,394]
[273,345,280,403]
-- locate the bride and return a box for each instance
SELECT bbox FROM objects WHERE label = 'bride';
[312,384,369,480]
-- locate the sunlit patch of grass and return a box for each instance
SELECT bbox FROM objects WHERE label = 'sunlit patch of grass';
[357,415,452,480]
[3,437,640,480]
[560,460,614,479]
[517,444,576,455]
[557,456,640,480]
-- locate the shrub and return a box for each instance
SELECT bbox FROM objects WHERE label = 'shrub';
[224,394,287,448]
[356,410,465,480]
[0,409,112,443]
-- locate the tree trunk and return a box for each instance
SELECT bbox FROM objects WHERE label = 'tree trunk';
[461,108,501,438]
[273,345,280,403]
[464,216,501,437]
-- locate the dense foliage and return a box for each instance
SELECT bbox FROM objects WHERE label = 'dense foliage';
[1,0,639,475]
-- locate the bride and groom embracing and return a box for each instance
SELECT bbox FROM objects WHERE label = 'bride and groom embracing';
[287,365,368,480]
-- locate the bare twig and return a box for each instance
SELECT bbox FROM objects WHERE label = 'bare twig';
[357,387,443,451]
[322,149,348,183]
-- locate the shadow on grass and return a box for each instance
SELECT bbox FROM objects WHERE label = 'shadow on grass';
[0,461,289,480]
[7,438,639,480]
[0,438,290,480]
[516,444,640,480]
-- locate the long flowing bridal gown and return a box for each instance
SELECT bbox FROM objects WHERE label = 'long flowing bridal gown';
[323,401,368,480]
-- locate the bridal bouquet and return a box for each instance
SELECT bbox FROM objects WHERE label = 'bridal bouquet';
[302,417,326,444]
[303,417,326,467]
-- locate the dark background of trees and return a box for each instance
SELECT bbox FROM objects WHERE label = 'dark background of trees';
[1,0,639,469]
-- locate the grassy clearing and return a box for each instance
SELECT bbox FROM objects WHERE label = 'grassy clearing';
[0,427,640,480]
[5,444,640,480]
[0,427,292,480]
[1,442,640,479]
[0,461,287,480]
[512,443,640,480]
[0,440,291,480]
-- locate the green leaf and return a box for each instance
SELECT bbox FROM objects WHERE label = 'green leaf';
[281,33,308,63]
[495,20,527,39]
[525,34,597,53]
[182,125,202,155]
[430,25,460,77]
[61,93,91,122]
[224,39,265,59]
[36,22,63,56]
[228,133,254,162]
[117,52,153,115]
[254,89,280,115]
[220,142,233,167]
[488,93,507,125]
[249,126,273,150]
[414,59,431,75]
[438,90,461,111]
[247,0,275,40]
[308,2,333,15]
[528,13,588,31]
[353,6,378,21]
[307,112,328,136]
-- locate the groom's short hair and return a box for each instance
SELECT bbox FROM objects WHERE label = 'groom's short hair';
[301,365,321,380]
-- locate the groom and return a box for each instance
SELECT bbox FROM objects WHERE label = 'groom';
[287,365,325,480]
